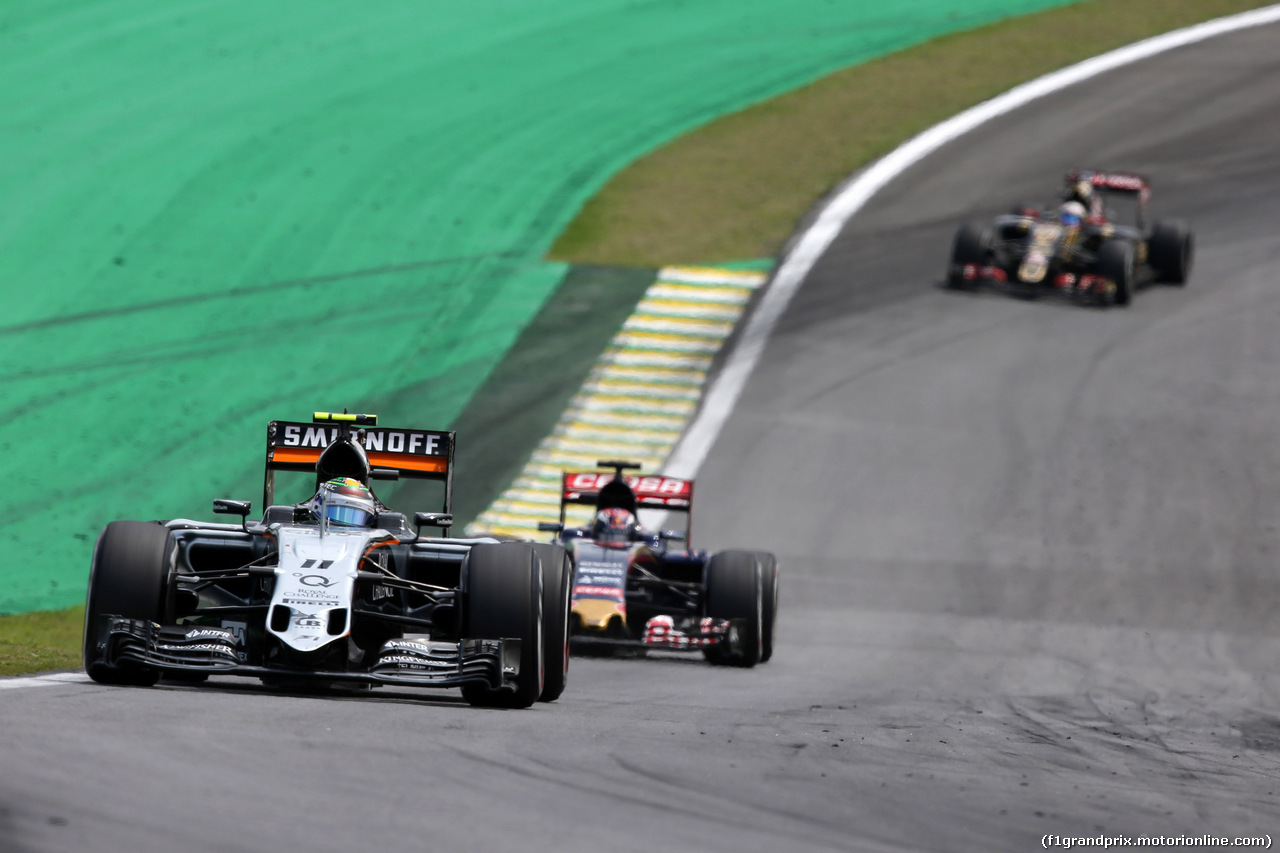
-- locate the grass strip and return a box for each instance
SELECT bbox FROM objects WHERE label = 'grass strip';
[550,0,1274,266]
[0,607,83,676]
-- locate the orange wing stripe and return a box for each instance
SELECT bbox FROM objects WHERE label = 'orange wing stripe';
[272,448,322,465]
[368,452,447,473]
[269,447,446,474]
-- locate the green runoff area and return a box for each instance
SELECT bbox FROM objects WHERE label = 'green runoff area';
[0,0,1272,672]
[0,0,1080,619]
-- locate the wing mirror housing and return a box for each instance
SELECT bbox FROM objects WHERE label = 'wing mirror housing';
[213,499,252,518]
[213,499,252,531]
[414,512,453,537]
[659,529,686,542]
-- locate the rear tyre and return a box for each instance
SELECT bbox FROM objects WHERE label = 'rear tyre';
[754,552,779,663]
[947,222,991,288]
[1098,240,1135,307]
[82,521,171,686]
[460,543,543,708]
[1148,219,1193,285]
[701,550,762,668]
[530,543,571,703]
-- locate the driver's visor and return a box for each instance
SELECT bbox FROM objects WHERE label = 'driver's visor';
[326,505,373,527]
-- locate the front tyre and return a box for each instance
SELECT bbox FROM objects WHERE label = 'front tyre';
[947,222,992,288]
[1098,240,1135,307]
[1148,219,1193,285]
[754,552,779,663]
[460,543,543,708]
[702,550,763,668]
[83,521,171,686]
[530,543,571,703]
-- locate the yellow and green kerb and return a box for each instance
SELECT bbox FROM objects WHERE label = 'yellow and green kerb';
[468,265,766,538]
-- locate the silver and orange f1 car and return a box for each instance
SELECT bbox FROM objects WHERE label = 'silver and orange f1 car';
[947,169,1193,306]
[83,412,570,708]
[538,461,777,667]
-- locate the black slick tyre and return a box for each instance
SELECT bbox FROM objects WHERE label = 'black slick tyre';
[702,550,762,668]
[1098,240,1135,307]
[755,552,779,663]
[1148,219,1193,285]
[530,543,571,703]
[460,543,543,708]
[82,520,171,686]
[947,222,991,288]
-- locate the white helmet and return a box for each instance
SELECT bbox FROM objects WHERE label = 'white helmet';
[1058,201,1087,226]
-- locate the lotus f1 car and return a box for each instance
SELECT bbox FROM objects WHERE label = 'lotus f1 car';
[83,412,571,708]
[947,169,1193,306]
[538,461,778,667]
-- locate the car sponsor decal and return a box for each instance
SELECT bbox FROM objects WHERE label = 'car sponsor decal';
[268,527,374,652]
[571,545,629,589]
[382,640,435,655]
[156,643,238,656]
[1089,172,1146,192]
[274,423,449,457]
[564,472,691,500]
[268,422,452,475]
[576,581,624,594]
[184,628,237,641]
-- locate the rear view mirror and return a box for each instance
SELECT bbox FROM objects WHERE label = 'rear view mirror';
[213,499,251,517]
[414,512,453,530]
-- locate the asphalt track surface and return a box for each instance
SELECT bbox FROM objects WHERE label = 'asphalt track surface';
[4,20,1280,853]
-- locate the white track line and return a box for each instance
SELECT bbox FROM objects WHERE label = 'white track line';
[663,4,1280,480]
[0,671,90,690]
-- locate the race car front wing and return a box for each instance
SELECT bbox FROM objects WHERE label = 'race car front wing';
[570,614,731,651]
[93,617,524,693]
[641,615,729,650]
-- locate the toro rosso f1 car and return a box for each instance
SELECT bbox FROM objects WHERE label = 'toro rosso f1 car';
[538,461,778,667]
[83,412,571,708]
[947,169,1193,306]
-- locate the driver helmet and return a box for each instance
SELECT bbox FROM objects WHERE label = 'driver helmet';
[1058,201,1087,227]
[311,477,377,528]
[589,507,639,544]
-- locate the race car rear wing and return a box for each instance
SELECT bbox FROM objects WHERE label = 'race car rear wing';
[263,412,454,512]
[1065,169,1150,201]
[555,460,695,541]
